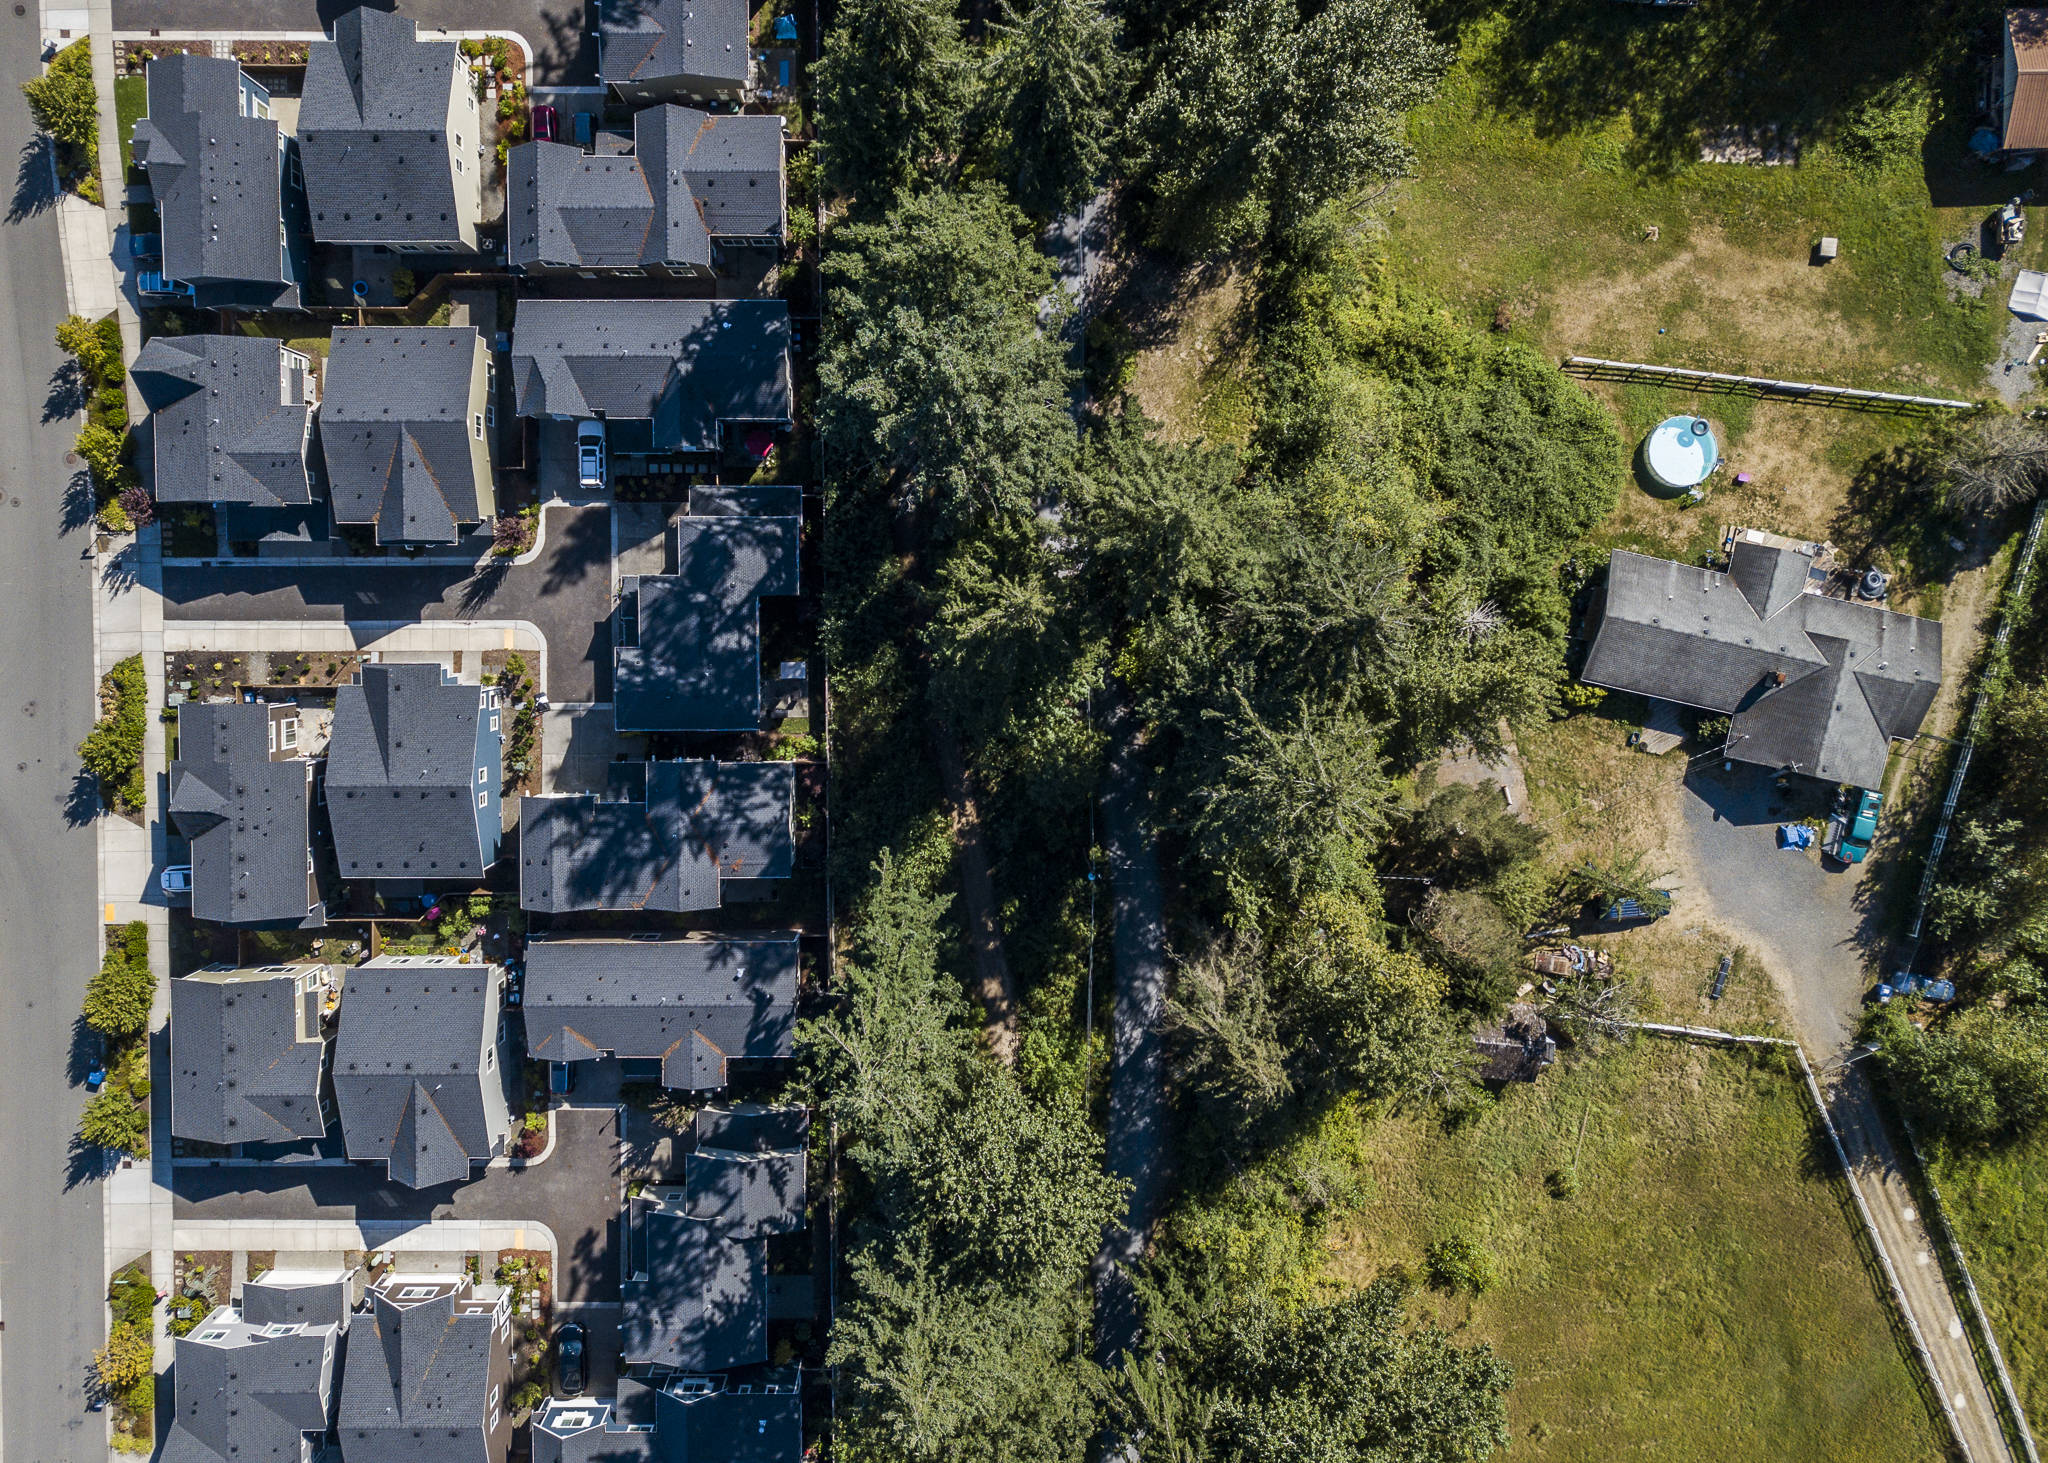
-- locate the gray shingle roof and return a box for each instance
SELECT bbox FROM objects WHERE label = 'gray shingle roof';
[523,934,798,1088]
[160,1307,339,1463]
[299,8,469,246]
[600,0,752,92]
[132,55,296,307]
[241,1272,352,1330]
[534,1371,800,1463]
[623,1196,764,1371]
[169,703,320,928]
[684,1145,805,1235]
[1581,543,1942,789]
[616,510,799,732]
[135,335,313,508]
[170,967,330,1145]
[321,328,488,544]
[519,760,794,914]
[338,1286,501,1462]
[332,959,500,1188]
[511,299,791,452]
[695,1103,808,1153]
[326,663,498,879]
[507,107,782,272]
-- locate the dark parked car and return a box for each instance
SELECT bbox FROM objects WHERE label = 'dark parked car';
[553,1321,586,1398]
[532,103,559,141]
[548,1061,575,1095]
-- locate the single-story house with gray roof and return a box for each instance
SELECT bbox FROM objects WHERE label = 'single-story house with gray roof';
[519,759,794,914]
[523,934,799,1089]
[1579,537,1942,790]
[510,298,791,459]
[616,493,800,732]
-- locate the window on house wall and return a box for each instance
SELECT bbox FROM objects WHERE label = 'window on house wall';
[280,718,299,750]
[477,790,488,808]
[473,413,484,440]
[489,712,500,733]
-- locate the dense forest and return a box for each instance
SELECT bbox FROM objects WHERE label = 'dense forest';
[797,0,1626,1456]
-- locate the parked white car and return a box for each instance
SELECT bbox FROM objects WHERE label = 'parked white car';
[576,421,607,491]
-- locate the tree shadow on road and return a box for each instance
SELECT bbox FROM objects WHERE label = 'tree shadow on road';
[62,768,101,829]
[44,360,85,425]
[7,134,56,224]
[61,468,94,534]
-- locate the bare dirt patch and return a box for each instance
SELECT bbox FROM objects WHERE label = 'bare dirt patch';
[1543,226,1863,379]
[1107,252,1259,446]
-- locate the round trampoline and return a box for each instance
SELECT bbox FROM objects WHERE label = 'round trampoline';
[1644,416,1719,490]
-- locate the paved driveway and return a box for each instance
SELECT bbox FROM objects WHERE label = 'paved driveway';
[172,1106,626,1301]
[110,0,600,86]
[1678,761,1888,1053]
[160,504,615,702]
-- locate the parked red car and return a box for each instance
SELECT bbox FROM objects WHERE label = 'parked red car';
[532,103,559,142]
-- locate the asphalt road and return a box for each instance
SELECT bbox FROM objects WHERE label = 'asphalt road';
[160,503,615,702]
[108,0,600,86]
[172,1107,627,1302]
[0,16,111,1458]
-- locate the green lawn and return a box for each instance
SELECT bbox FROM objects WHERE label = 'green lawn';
[1930,1134,2048,1440]
[114,75,146,173]
[1385,6,2014,395]
[1328,1040,1948,1462]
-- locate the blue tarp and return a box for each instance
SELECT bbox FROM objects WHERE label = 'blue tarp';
[1777,823,1814,849]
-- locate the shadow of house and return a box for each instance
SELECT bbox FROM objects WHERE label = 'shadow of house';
[168,702,325,929]
[523,934,798,1088]
[518,759,794,914]
[331,956,512,1189]
[169,963,338,1146]
[615,493,800,734]
[1580,537,1942,792]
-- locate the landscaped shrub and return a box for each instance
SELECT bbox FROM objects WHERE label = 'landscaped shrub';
[118,1374,153,1415]
[81,1085,150,1155]
[78,655,148,810]
[23,40,99,193]
[92,1320,152,1392]
[107,1266,156,1329]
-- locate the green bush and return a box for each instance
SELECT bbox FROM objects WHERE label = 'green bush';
[117,1374,154,1415]
[1424,1233,1496,1295]
[78,656,148,810]
[81,1086,150,1155]
[23,40,98,172]
[108,1266,156,1329]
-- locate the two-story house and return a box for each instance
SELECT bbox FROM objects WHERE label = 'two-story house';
[320,328,497,545]
[325,662,503,882]
[339,1270,513,1463]
[134,335,317,539]
[160,1270,351,1463]
[332,956,512,1188]
[298,8,486,254]
[130,53,309,309]
[167,701,323,928]
[169,963,337,1146]
[507,105,785,279]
